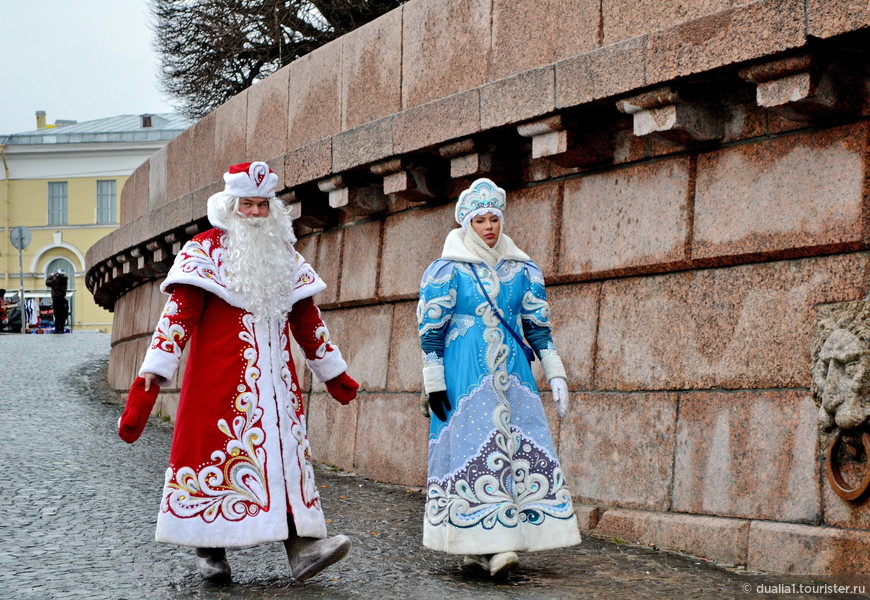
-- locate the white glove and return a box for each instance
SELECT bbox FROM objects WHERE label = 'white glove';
[550,377,568,418]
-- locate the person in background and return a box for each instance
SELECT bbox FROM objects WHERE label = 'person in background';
[0,288,7,328]
[45,270,69,333]
[119,161,359,584]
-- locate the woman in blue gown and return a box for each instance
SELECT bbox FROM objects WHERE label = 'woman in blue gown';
[417,178,581,576]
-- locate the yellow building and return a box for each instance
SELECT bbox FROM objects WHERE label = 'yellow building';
[0,111,188,332]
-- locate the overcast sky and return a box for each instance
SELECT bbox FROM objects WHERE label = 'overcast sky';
[0,0,176,135]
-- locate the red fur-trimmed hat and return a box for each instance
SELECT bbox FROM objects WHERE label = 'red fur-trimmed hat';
[223,161,279,198]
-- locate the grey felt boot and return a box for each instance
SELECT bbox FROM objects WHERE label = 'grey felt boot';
[283,533,351,581]
[195,547,231,582]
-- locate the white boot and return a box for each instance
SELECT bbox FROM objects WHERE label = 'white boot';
[488,551,519,576]
[462,554,490,571]
[463,551,519,576]
[284,534,351,582]
[195,547,231,582]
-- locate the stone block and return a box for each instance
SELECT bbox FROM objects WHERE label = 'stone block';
[110,294,126,344]
[212,91,249,176]
[287,42,341,150]
[246,65,289,163]
[673,390,820,522]
[333,117,394,173]
[394,90,481,155]
[401,0,491,109]
[379,203,454,300]
[129,284,156,340]
[339,220,381,303]
[153,278,169,312]
[353,393,428,486]
[285,138,333,188]
[319,304,394,392]
[107,341,125,390]
[165,125,196,203]
[505,181,559,276]
[148,146,168,208]
[341,9,402,130]
[306,392,358,473]
[646,0,806,86]
[120,163,149,226]
[595,253,869,391]
[490,0,599,81]
[314,229,344,306]
[748,521,870,576]
[480,66,555,131]
[560,157,692,278]
[293,234,318,269]
[719,100,769,145]
[559,392,678,511]
[154,391,180,423]
[189,112,218,189]
[556,37,647,109]
[822,456,870,529]
[808,0,870,39]
[594,509,750,566]
[157,195,196,237]
[693,123,868,261]
[601,0,732,46]
[574,505,602,532]
[546,283,600,391]
[386,301,423,393]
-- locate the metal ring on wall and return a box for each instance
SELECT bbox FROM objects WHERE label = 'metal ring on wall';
[825,431,870,502]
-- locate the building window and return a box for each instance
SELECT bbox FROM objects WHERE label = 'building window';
[96,180,117,224]
[47,182,68,225]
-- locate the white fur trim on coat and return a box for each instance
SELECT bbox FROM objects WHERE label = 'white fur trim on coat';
[422,365,447,394]
[540,353,567,382]
[138,347,179,388]
[306,347,348,383]
[440,228,530,263]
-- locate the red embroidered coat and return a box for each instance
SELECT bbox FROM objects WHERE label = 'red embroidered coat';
[139,228,347,548]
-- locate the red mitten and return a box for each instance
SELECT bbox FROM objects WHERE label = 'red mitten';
[118,377,160,443]
[325,372,359,405]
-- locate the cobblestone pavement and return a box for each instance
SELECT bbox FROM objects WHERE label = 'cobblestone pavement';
[4,332,870,600]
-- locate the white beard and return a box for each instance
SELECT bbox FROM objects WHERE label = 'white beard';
[223,204,298,321]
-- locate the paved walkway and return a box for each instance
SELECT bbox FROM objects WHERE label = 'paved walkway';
[4,332,869,599]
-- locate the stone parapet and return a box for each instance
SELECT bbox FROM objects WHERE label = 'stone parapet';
[87,0,870,308]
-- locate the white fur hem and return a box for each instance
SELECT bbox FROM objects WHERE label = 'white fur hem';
[307,347,347,383]
[540,353,567,382]
[139,347,179,388]
[422,365,447,394]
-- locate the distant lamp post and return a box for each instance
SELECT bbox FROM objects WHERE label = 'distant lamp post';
[10,226,31,334]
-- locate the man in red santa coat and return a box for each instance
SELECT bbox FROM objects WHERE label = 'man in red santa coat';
[119,161,358,583]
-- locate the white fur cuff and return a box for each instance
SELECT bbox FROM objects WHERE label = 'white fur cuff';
[422,365,446,394]
[540,353,567,382]
[307,347,348,383]
[139,347,179,388]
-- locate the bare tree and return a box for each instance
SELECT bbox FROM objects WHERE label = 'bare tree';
[150,0,404,120]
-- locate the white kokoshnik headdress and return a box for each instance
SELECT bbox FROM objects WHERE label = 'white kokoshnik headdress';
[455,178,506,229]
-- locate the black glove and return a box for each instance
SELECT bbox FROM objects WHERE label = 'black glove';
[428,391,451,421]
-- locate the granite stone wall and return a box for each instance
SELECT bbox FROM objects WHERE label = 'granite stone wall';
[88,0,870,577]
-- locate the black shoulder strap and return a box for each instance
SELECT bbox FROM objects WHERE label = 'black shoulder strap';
[469,264,537,359]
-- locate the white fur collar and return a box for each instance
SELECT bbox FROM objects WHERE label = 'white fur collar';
[440,228,531,263]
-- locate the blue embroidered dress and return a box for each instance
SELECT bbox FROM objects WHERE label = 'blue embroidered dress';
[417,229,581,555]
